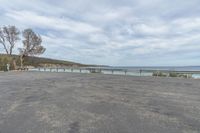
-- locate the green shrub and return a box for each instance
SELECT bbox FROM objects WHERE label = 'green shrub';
[169,72,191,78]
[152,72,191,78]
[0,65,7,71]
[169,72,178,77]
[153,71,167,77]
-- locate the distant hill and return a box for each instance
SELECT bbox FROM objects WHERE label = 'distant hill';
[0,54,88,70]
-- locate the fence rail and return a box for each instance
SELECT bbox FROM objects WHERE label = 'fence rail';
[27,67,200,79]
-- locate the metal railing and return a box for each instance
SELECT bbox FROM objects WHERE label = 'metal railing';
[27,67,200,79]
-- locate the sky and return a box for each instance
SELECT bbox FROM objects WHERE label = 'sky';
[0,0,200,66]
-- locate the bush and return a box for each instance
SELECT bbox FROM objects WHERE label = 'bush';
[153,71,167,77]
[152,72,191,78]
[0,65,7,71]
[169,72,178,77]
[169,72,191,78]
[0,56,17,71]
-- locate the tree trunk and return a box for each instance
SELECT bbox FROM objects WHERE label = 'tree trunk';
[13,59,17,70]
[2,43,9,54]
[9,50,12,55]
[9,44,14,55]
[20,55,24,68]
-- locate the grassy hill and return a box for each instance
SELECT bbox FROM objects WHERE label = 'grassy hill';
[0,54,87,71]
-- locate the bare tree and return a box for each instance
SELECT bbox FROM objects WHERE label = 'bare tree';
[19,29,45,68]
[0,26,20,55]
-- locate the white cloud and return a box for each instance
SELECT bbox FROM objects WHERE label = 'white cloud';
[1,0,200,66]
[5,10,101,34]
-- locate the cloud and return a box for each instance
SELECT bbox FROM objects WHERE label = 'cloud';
[0,0,200,66]
[5,10,101,34]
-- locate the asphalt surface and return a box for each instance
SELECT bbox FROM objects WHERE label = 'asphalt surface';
[0,72,200,133]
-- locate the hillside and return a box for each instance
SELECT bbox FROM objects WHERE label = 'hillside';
[0,54,87,70]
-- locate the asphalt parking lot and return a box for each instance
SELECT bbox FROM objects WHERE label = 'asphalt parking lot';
[0,72,200,133]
